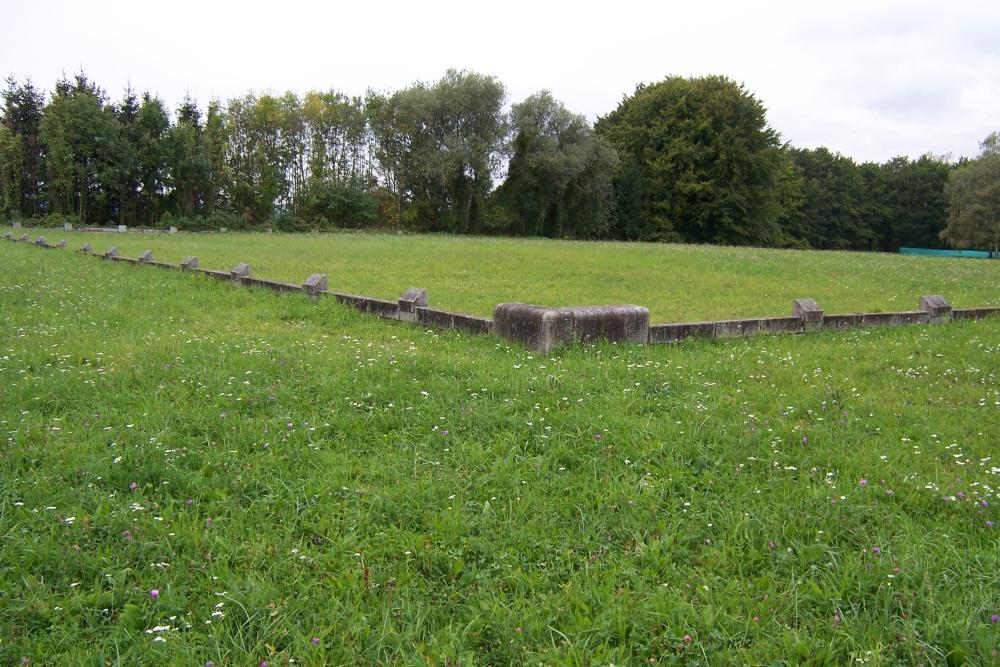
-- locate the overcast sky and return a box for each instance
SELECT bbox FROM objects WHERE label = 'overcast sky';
[3,0,998,163]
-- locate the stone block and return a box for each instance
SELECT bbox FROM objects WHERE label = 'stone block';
[35,236,46,245]
[4,232,11,240]
[398,288,429,322]
[63,222,72,231]
[493,303,648,352]
[180,256,199,270]
[792,298,823,332]
[919,295,951,324]
[81,243,91,253]
[572,305,649,344]
[104,246,119,259]
[138,249,153,263]
[231,262,252,281]
[303,273,328,296]
[57,240,67,248]
[12,221,21,229]
[117,224,126,233]
[493,303,575,353]
[648,321,716,343]
[168,226,177,234]
[19,234,28,241]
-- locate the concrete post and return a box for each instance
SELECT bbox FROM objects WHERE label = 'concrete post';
[303,273,328,298]
[792,298,824,332]
[117,224,127,233]
[231,262,251,283]
[180,256,199,270]
[398,288,429,322]
[138,249,153,263]
[919,295,952,324]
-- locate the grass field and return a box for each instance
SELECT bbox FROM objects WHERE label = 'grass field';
[1,238,999,665]
[26,228,1000,322]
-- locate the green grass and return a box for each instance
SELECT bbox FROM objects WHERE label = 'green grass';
[25,227,1000,322]
[1,239,999,665]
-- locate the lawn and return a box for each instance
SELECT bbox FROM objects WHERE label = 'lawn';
[25,228,1000,322]
[1,238,998,665]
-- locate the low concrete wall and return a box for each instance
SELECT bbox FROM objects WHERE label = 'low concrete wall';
[952,307,1000,321]
[7,239,999,351]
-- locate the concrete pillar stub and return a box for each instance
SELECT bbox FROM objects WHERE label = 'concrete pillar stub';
[180,256,199,270]
[792,298,824,332]
[117,224,127,233]
[303,273,328,297]
[104,246,119,258]
[231,262,252,281]
[919,295,952,324]
[139,249,153,262]
[81,243,91,253]
[398,288,429,321]
[58,240,67,248]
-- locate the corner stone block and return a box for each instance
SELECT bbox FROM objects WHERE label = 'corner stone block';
[919,295,951,324]
[117,224,127,233]
[303,273,328,296]
[104,246,119,258]
[494,303,573,353]
[81,243,92,253]
[180,256,198,270]
[398,288,429,322]
[35,236,46,245]
[139,249,153,262]
[792,298,823,332]
[19,234,28,241]
[58,240,67,248]
[231,262,252,281]
[493,303,649,353]
[570,305,649,344]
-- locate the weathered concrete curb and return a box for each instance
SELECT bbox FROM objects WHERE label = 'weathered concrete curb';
[6,237,1000,352]
[493,303,649,353]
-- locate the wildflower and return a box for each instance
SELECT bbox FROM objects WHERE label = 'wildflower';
[122,529,133,542]
[767,540,776,550]
[682,634,692,643]
[801,436,808,445]
[833,614,841,627]
[987,520,995,528]
[260,661,268,667]
[205,662,215,667]
[186,499,193,506]
[150,589,160,600]
[871,546,881,555]
[129,482,138,491]
[311,637,320,645]
[991,614,999,623]
[859,478,868,487]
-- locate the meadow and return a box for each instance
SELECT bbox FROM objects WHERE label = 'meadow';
[1,237,998,665]
[35,228,1000,322]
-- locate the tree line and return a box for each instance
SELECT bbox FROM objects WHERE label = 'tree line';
[0,70,995,251]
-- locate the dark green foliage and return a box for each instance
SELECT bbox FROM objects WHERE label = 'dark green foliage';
[497,91,618,238]
[597,75,790,245]
[0,69,972,250]
[943,134,1000,252]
